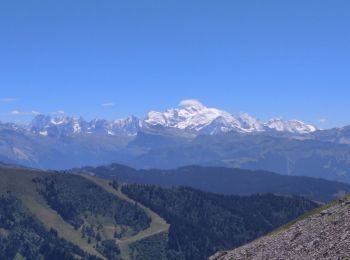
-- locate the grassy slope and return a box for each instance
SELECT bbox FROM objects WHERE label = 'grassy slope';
[0,167,105,259]
[84,175,170,260]
[0,167,169,260]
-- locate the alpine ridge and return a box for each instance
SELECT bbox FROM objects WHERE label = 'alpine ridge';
[1,100,350,178]
[11,99,317,137]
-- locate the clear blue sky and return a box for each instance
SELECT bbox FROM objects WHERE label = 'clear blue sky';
[0,0,349,128]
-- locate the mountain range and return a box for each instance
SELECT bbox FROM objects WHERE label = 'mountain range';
[4,100,318,137]
[1,100,350,183]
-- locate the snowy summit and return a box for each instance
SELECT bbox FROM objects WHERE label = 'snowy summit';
[25,99,317,137]
[144,99,317,135]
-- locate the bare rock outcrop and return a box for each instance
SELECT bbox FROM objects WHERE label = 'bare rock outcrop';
[210,196,350,260]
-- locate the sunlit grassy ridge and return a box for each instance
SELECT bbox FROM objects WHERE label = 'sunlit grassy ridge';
[84,176,170,260]
[0,167,104,258]
[0,167,169,260]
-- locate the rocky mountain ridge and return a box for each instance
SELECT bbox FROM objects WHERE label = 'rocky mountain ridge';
[210,195,350,260]
[2,100,318,137]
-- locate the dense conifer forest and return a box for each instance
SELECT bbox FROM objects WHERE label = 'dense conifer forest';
[0,194,100,260]
[35,174,150,231]
[122,185,318,259]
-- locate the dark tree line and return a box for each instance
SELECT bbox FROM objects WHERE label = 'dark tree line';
[0,194,100,260]
[122,185,318,260]
[35,175,150,232]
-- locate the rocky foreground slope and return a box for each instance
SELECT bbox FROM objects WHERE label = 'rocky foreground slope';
[210,196,350,260]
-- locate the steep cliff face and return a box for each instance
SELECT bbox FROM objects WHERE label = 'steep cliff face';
[210,195,350,260]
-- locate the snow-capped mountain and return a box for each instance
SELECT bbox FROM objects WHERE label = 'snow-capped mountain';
[109,116,142,136]
[30,115,88,136]
[144,99,245,134]
[143,99,317,135]
[26,99,317,137]
[30,115,141,137]
[2,100,350,179]
[264,118,317,134]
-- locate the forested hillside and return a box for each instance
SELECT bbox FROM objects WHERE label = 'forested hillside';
[79,164,350,202]
[0,166,321,260]
[0,167,154,260]
[36,174,150,232]
[0,194,99,260]
[122,184,318,260]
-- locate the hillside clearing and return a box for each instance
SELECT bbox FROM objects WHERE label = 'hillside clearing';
[83,175,170,260]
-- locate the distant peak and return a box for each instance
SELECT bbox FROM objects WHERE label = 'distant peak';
[239,113,257,120]
[179,99,205,109]
[24,100,318,136]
